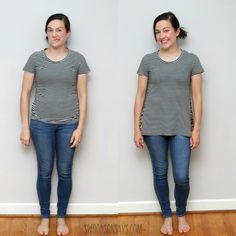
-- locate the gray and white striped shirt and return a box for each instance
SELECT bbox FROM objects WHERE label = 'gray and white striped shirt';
[23,49,90,124]
[137,50,204,136]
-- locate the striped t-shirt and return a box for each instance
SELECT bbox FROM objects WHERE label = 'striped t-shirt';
[137,50,204,136]
[23,49,90,124]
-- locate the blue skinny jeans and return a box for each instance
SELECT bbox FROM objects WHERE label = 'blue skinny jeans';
[30,119,78,218]
[144,135,191,218]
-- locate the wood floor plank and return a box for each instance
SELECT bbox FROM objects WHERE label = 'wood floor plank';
[206,213,227,236]
[224,212,236,236]
[25,217,38,236]
[188,213,204,236]
[0,217,11,236]
[0,212,235,236]
[9,217,27,236]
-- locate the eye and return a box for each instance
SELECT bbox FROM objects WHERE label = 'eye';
[56,28,64,33]
[163,29,170,33]
[47,29,53,33]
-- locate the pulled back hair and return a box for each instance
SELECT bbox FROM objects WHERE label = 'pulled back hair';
[45,13,71,40]
[153,12,187,40]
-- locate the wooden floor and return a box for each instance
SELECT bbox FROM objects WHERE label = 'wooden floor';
[0,212,236,236]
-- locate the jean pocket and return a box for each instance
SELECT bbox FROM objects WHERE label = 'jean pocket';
[30,119,51,130]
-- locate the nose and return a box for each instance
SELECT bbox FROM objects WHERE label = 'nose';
[159,31,165,39]
[52,30,57,37]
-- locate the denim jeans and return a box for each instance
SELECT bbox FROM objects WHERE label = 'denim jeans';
[30,119,78,218]
[144,135,191,218]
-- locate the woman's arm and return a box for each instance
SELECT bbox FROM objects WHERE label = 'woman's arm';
[20,72,34,146]
[191,73,203,149]
[134,75,148,148]
[70,74,88,148]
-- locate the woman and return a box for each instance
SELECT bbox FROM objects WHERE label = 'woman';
[20,13,90,235]
[134,12,204,235]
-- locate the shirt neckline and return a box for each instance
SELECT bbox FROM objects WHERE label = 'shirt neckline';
[156,49,184,64]
[43,48,70,63]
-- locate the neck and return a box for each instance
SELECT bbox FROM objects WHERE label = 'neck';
[158,45,182,62]
[45,46,69,62]
[159,45,181,56]
[47,46,68,54]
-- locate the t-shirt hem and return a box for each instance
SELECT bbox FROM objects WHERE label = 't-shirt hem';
[141,131,191,137]
[22,68,34,74]
[192,69,204,76]
[30,116,79,125]
[77,70,90,75]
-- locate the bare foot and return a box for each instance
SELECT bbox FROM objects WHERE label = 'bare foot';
[178,216,190,233]
[37,218,49,235]
[160,217,173,235]
[57,218,69,235]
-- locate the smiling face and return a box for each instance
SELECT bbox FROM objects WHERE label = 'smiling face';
[46,19,71,49]
[154,20,180,50]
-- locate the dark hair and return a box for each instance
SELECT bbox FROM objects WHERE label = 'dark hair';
[153,11,187,40]
[45,13,71,40]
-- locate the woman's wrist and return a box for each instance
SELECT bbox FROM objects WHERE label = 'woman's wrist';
[135,127,142,133]
[76,125,84,132]
[22,123,30,129]
[192,127,200,133]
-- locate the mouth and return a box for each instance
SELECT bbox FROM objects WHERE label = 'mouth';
[52,38,60,42]
[160,39,169,44]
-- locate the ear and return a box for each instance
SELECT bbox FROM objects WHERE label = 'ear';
[67,30,71,39]
[176,28,180,38]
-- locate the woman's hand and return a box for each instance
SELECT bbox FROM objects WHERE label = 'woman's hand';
[20,127,31,146]
[134,76,147,150]
[134,130,144,149]
[190,129,200,150]
[20,72,34,147]
[70,128,83,148]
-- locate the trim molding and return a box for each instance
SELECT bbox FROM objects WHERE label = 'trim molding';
[1,199,236,215]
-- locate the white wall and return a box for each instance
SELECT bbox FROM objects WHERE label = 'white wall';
[0,0,236,214]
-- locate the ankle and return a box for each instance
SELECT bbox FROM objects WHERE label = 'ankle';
[178,215,187,221]
[41,218,49,223]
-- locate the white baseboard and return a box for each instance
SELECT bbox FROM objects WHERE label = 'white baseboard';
[0,199,236,215]
[118,199,236,213]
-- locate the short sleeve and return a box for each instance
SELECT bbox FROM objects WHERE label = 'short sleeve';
[191,54,204,76]
[77,55,90,75]
[137,55,149,77]
[23,52,37,74]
